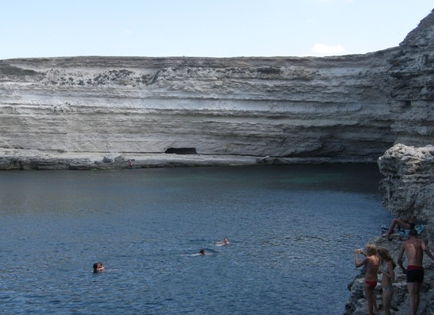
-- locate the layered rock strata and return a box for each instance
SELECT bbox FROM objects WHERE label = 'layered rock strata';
[344,9,434,314]
[0,51,399,169]
[1,7,433,169]
[389,10,434,146]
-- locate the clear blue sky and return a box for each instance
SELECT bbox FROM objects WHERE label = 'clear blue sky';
[1,0,433,59]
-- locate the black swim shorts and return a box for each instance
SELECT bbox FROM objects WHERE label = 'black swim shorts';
[407,267,424,283]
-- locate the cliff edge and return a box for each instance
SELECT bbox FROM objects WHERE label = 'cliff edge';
[0,52,396,169]
[1,11,433,170]
[344,9,434,314]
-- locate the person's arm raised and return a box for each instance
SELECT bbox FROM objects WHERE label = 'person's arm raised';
[354,249,366,268]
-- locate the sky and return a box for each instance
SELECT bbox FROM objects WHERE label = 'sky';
[0,0,433,59]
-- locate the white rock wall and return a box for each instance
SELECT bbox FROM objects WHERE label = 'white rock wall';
[0,53,396,167]
[0,9,433,169]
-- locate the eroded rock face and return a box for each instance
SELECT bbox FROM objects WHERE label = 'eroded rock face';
[345,144,434,314]
[344,8,434,314]
[0,52,398,168]
[379,144,434,240]
[1,10,433,170]
[379,144,434,315]
[389,9,434,146]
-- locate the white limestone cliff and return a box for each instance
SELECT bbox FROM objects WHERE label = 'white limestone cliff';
[0,51,399,169]
[344,9,434,314]
[2,5,433,170]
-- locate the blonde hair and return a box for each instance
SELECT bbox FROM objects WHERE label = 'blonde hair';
[365,244,377,256]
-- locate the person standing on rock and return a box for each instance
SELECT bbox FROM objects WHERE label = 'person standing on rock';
[377,248,396,315]
[398,229,434,315]
[382,215,416,240]
[355,244,380,315]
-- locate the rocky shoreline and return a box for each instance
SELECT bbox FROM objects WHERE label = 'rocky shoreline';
[0,6,433,315]
[344,144,434,314]
[344,8,434,314]
[0,151,378,170]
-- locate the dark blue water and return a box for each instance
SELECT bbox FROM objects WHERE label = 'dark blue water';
[0,165,390,314]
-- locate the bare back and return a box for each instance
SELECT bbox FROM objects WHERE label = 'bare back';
[404,238,425,266]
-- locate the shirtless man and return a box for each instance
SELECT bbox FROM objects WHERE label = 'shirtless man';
[398,229,434,315]
[355,244,380,315]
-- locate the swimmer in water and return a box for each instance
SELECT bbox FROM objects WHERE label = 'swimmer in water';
[93,262,105,273]
[199,249,206,256]
[216,237,230,246]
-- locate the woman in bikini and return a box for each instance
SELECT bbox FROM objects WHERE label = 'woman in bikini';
[355,244,380,315]
[377,248,396,315]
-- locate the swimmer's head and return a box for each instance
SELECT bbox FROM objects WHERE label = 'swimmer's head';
[93,262,105,273]
[199,249,205,256]
[365,244,377,256]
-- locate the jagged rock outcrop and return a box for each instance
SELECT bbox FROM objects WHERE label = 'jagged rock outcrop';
[343,9,434,314]
[379,144,434,239]
[345,11,434,314]
[345,144,434,314]
[389,9,434,146]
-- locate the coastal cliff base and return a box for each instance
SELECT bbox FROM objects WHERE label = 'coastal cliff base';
[345,144,434,314]
[0,151,375,170]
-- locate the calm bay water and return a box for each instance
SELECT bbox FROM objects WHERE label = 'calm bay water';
[0,165,390,314]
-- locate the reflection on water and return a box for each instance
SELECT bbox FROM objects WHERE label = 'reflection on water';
[0,164,390,314]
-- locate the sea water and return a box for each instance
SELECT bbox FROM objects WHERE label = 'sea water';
[0,164,390,314]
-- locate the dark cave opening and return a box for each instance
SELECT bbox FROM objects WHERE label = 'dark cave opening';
[165,147,197,154]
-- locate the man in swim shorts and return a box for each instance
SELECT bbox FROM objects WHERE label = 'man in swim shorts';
[355,244,380,315]
[398,229,434,315]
